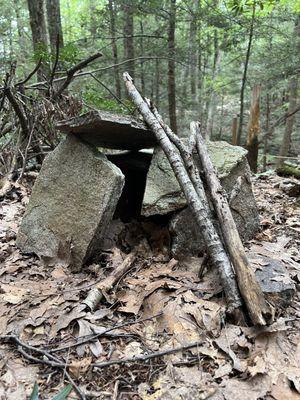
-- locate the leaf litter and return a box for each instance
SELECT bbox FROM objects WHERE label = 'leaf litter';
[0,172,299,399]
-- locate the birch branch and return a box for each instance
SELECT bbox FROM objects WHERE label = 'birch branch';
[192,121,273,326]
[123,72,242,314]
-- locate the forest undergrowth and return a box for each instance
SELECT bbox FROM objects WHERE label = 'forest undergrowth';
[0,172,299,399]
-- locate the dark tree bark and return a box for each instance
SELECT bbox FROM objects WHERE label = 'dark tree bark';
[155,58,160,108]
[262,92,270,172]
[205,30,222,139]
[27,0,50,80]
[108,0,121,98]
[246,84,261,172]
[46,0,64,56]
[189,0,198,95]
[139,21,146,95]
[237,4,255,145]
[168,0,177,133]
[123,1,135,79]
[231,116,238,145]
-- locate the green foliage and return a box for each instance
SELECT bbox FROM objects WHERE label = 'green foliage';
[228,0,278,14]
[29,382,72,400]
[82,85,134,114]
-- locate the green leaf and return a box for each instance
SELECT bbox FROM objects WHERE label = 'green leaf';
[52,384,73,400]
[29,382,39,400]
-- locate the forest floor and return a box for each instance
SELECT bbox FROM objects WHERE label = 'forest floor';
[0,172,299,400]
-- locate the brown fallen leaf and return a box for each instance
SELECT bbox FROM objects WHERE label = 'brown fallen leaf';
[69,357,92,379]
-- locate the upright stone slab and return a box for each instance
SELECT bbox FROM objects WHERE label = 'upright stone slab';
[142,141,260,257]
[16,136,124,270]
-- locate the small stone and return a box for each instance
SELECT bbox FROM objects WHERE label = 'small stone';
[253,256,296,308]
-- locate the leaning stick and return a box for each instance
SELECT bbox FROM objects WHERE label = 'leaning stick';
[192,121,273,325]
[123,72,242,314]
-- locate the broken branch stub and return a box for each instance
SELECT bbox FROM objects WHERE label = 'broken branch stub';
[192,121,274,325]
[123,71,242,315]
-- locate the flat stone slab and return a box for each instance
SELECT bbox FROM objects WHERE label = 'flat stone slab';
[57,110,157,150]
[16,136,124,270]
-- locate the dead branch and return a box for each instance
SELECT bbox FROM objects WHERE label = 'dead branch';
[0,335,85,399]
[49,35,61,88]
[83,250,137,311]
[4,88,29,138]
[53,52,103,99]
[192,122,273,326]
[123,72,242,315]
[91,341,202,369]
[49,312,163,353]
[16,59,42,87]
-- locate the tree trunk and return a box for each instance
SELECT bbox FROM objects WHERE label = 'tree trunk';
[276,77,298,168]
[168,0,177,133]
[276,18,300,168]
[89,0,98,41]
[231,116,238,145]
[139,21,146,95]
[237,4,255,145]
[108,0,121,98]
[123,2,135,79]
[262,92,270,172]
[155,58,160,108]
[246,84,261,172]
[46,0,64,57]
[27,0,50,80]
[190,1,198,96]
[13,0,27,64]
[205,31,222,139]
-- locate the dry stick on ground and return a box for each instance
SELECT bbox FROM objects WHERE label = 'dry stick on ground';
[123,72,242,315]
[82,246,138,311]
[0,335,86,399]
[91,341,202,369]
[192,121,273,326]
[49,312,163,353]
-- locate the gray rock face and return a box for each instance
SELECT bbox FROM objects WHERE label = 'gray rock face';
[16,136,124,270]
[142,141,259,257]
[253,256,296,308]
[57,110,157,150]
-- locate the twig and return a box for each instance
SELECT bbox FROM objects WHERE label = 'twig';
[49,312,163,353]
[89,73,131,112]
[23,57,187,90]
[92,341,202,369]
[49,35,61,88]
[5,88,29,137]
[16,59,42,87]
[0,335,86,399]
[53,52,103,99]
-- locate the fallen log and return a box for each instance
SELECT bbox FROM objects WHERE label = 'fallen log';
[123,72,243,317]
[192,121,273,325]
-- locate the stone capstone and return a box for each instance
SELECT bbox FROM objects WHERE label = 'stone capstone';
[142,141,260,257]
[16,135,124,270]
[56,110,157,150]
